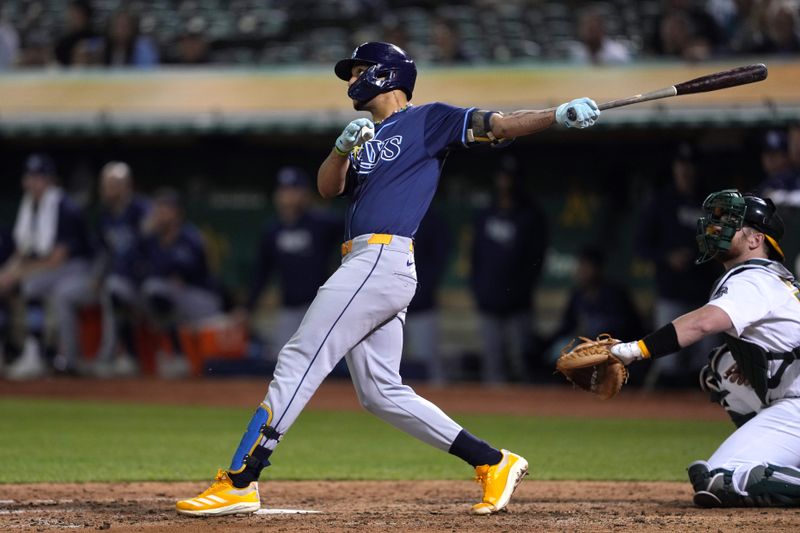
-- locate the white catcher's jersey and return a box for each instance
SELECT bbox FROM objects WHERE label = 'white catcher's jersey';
[707,260,800,402]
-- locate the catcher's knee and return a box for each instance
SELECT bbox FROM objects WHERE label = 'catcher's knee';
[688,461,800,508]
[743,464,800,507]
[700,347,759,427]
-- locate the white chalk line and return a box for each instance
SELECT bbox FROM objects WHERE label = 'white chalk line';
[1,499,321,516]
[0,497,176,506]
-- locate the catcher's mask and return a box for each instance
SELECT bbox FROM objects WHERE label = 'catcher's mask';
[334,42,416,105]
[695,189,785,264]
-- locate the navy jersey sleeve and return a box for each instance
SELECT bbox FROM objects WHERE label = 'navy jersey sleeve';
[423,102,473,157]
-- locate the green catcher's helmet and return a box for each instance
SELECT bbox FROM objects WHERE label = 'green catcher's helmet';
[695,189,785,264]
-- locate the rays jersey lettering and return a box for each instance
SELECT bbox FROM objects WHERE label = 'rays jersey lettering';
[356,135,403,173]
[343,102,475,239]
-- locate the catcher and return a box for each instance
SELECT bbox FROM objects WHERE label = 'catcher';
[558,189,800,507]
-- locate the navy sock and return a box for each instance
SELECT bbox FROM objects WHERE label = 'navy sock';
[448,430,503,467]
[228,450,272,488]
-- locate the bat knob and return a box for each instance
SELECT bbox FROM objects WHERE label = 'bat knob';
[566,107,577,122]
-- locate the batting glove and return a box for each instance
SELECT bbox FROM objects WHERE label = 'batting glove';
[610,341,644,366]
[555,97,600,129]
[335,118,375,155]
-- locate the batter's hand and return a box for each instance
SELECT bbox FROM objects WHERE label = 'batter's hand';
[609,340,644,365]
[555,97,600,129]
[335,118,375,154]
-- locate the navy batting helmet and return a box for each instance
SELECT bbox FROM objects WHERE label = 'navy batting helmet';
[334,42,417,104]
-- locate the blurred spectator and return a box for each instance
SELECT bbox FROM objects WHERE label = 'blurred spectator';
[1,154,94,379]
[404,207,451,385]
[759,0,800,54]
[635,143,721,387]
[790,123,800,170]
[70,34,104,66]
[654,0,721,61]
[139,188,222,378]
[718,0,769,54]
[91,162,150,377]
[470,161,548,383]
[0,10,19,69]
[54,0,101,67]
[381,16,410,53]
[430,18,471,64]
[757,129,800,206]
[568,6,632,65]
[17,30,53,67]
[0,225,15,371]
[544,246,644,362]
[103,10,159,67]
[169,20,211,65]
[242,167,341,358]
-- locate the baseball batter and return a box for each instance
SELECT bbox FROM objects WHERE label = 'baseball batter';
[610,189,800,507]
[177,41,600,516]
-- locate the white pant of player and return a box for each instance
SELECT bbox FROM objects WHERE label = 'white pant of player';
[708,352,800,494]
[261,234,463,451]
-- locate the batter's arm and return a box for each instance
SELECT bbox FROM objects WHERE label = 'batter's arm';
[489,110,557,139]
[487,96,600,139]
[317,151,350,199]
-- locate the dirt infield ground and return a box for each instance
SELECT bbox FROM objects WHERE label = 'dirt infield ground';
[3,378,800,532]
[6,479,800,532]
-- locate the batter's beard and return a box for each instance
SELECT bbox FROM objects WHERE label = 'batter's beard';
[352,99,369,111]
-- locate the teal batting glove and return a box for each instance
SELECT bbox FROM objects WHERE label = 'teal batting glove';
[555,97,600,129]
[335,118,375,155]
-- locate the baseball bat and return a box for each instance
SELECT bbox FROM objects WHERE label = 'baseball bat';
[565,63,768,121]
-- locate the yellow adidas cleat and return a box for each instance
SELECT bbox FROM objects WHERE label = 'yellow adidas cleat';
[471,449,528,515]
[176,469,261,516]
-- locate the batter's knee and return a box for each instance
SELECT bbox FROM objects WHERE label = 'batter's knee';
[356,389,385,415]
[355,383,403,416]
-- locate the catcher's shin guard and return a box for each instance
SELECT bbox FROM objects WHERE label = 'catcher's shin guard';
[688,460,712,493]
[743,464,800,507]
[227,403,281,488]
[688,462,749,508]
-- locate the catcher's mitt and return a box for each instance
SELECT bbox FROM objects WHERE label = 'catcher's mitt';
[555,334,628,400]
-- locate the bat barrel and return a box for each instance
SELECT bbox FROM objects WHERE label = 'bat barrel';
[563,63,767,122]
[673,63,767,96]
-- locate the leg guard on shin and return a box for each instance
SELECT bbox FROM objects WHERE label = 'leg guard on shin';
[688,460,712,493]
[227,403,282,488]
[743,464,800,507]
[688,461,748,508]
